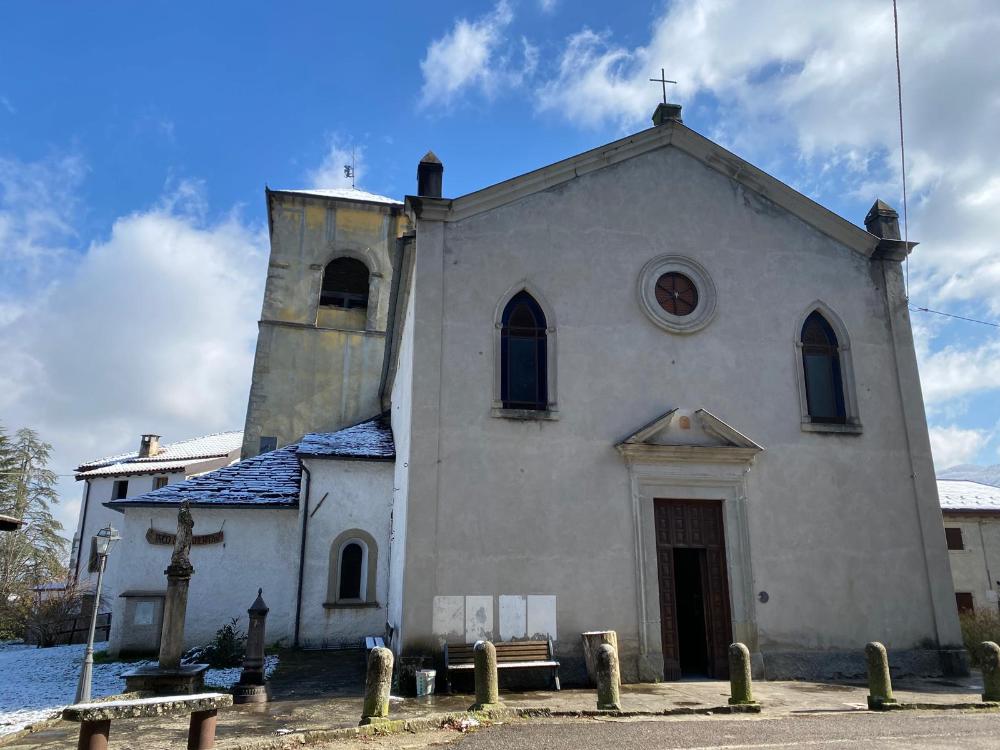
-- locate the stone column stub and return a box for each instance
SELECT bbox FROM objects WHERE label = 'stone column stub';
[360,647,394,725]
[470,640,500,710]
[595,643,622,711]
[865,642,898,710]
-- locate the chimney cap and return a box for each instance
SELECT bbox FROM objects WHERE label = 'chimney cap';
[864,198,901,240]
[865,198,898,222]
[652,102,683,126]
[420,150,442,165]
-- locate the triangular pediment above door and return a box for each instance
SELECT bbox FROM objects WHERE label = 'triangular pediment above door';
[616,408,764,464]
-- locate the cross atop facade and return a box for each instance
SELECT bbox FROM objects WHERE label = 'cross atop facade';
[649,68,677,104]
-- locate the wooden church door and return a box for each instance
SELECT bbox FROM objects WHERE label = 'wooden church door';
[654,499,733,680]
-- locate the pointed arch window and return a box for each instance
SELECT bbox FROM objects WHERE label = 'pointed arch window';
[321,257,369,309]
[801,311,846,424]
[501,291,548,410]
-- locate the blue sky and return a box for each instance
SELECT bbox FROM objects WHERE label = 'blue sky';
[2,0,999,536]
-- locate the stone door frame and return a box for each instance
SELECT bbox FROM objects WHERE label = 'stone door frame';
[625,460,760,680]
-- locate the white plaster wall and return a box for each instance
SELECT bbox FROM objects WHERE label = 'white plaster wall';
[107,506,299,656]
[399,144,959,667]
[387,287,415,647]
[944,514,1000,611]
[72,456,235,604]
[298,457,393,647]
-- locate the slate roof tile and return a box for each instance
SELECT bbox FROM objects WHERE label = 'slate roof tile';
[297,414,395,459]
[938,479,1000,512]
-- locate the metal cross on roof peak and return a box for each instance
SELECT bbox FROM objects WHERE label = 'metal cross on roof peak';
[649,68,677,104]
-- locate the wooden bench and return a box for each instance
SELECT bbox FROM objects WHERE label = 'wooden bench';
[62,692,233,750]
[444,639,560,693]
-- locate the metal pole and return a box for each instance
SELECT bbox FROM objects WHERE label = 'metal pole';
[75,553,107,704]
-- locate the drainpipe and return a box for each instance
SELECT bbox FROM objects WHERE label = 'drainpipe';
[293,461,311,648]
[73,480,92,584]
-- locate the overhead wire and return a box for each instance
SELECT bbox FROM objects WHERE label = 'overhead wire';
[892,0,910,299]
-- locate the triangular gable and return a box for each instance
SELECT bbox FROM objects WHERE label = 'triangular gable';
[406,120,878,258]
[617,408,764,465]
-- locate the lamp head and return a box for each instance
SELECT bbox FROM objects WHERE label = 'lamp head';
[94,524,120,557]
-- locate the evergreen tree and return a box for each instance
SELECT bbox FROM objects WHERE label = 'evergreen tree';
[0,426,67,608]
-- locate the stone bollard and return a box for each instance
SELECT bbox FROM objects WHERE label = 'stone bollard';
[728,643,758,706]
[360,647,394,725]
[595,643,622,711]
[980,641,1000,702]
[470,640,500,710]
[865,642,898,710]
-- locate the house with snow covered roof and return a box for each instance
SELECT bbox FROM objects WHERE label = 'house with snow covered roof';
[104,104,964,682]
[938,479,1000,616]
[70,430,241,616]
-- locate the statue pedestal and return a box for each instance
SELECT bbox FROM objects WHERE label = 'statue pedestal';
[124,664,209,695]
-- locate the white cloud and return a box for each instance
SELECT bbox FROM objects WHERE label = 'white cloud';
[0,155,267,539]
[419,1,534,107]
[539,0,558,12]
[306,136,364,189]
[918,338,1000,407]
[929,425,989,471]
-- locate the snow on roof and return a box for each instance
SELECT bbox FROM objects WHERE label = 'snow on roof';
[276,187,402,205]
[938,479,1000,513]
[76,431,243,478]
[106,445,300,509]
[297,414,395,459]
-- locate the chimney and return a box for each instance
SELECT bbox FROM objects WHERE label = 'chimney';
[652,102,683,126]
[417,151,443,197]
[139,434,161,458]
[864,199,901,240]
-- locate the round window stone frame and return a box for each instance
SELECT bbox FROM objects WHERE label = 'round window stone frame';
[638,255,717,334]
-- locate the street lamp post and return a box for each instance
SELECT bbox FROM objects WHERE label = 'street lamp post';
[74,524,120,704]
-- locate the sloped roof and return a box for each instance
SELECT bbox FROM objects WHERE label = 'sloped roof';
[77,431,243,479]
[938,479,1000,513]
[275,187,402,205]
[106,445,301,509]
[297,414,395,459]
[406,118,879,257]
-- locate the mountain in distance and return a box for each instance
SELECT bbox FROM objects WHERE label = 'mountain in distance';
[937,464,1000,488]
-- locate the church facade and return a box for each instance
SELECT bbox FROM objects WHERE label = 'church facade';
[103,104,963,681]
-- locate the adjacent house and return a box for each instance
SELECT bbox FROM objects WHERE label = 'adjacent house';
[938,479,1000,615]
[70,431,242,610]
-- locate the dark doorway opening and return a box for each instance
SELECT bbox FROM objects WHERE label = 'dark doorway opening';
[673,547,709,676]
[654,499,733,680]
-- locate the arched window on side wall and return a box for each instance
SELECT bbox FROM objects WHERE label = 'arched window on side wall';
[326,529,378,607]
[801,311,846,424]
[500,291,548,410]
[321,257,369,309]
[338,542,365,600]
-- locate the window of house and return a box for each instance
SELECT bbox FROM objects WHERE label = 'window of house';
[320,257,369,309]
[945,527,965,551]
[801,311,846,424]
[112,480,128,500]
[500,291,548,410]
[956,592,974,614]
[153,476,168,490]
[88,538,99,573]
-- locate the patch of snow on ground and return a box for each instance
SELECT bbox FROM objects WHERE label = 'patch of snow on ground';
[0,642,278,737]
[203,656,279,689]
[0,642,132,736]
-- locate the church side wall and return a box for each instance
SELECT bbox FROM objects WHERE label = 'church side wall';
[107,506,299,656]
[387,288,416,647]
[297,458,393,647]
[399,145,959,681]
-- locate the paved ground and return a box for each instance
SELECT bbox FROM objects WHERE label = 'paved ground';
[441,712,1000,749]
[2,649,993,749]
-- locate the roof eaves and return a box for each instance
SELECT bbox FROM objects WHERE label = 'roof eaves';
[411,120,878,259]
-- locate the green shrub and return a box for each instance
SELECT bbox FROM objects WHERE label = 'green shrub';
[183,618,246,668]
[959,610,1000,666]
